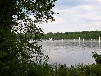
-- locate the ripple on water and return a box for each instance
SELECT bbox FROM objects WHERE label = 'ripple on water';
[40,40,101,66]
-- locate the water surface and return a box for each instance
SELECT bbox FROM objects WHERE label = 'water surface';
[40,40,101,66]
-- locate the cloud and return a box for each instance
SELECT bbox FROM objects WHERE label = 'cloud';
[39,0,101,33]
[98,0,101,2]
[55,0,99,9]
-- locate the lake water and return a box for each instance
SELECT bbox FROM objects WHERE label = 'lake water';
[40,40,101,66]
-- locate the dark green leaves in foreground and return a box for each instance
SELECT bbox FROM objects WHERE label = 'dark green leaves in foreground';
[0,0,56,76]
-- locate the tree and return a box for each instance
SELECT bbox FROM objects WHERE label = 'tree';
[0,0,56,75]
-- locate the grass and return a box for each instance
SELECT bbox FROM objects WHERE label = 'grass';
[28,63,101,76]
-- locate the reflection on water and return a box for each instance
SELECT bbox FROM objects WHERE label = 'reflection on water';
[39,40,101,66]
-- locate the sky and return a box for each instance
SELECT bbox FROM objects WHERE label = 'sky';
[39,0,101,33]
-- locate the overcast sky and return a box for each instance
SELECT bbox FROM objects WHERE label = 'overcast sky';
[39,0,101,33]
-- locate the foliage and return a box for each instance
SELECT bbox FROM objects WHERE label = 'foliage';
[92,52,101,64]
[26,63,101,76]
[0,0,56,75]
[42,31,101,40]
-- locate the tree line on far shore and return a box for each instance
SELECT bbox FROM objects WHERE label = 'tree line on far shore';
[41,31,101,40]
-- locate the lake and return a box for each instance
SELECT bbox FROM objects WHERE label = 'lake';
[40,39,101,66]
